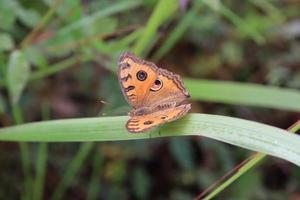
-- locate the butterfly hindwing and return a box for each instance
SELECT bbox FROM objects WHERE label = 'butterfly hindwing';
[126,104,191,133]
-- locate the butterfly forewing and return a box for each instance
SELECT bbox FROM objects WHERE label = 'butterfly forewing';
[144,68,190,107]
[118,52,158,108]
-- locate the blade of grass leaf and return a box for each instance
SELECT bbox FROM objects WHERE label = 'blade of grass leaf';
[57,1,141,36]
[87,150,102,200]
[50,142,94,200]
[197,121,300,200]
[133,0,179,56]
[7,50,30,105]
[152,8,198,60]
[196,121,300,200]
[12,104,32,200]
[33,143,47,200]
[0,114,300,166]
[202,0,265,44]
[185,78,300,112]
[33,102,50,200]
[29,55,89,81]
[20,0,64,48]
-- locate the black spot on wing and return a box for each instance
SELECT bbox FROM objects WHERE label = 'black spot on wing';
[124,85,135,92]
[143,121,153,125]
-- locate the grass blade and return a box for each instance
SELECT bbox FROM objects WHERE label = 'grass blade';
[133,0,178,56]
[185,78,300,112]
[50,142,94,200]
[0,114,300,166]
[33,143,48,200]
[57,1,141,36]
[7,50,30,105]
[198,121,300,200]
[152,9,197,60]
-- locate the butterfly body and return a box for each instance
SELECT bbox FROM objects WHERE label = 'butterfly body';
[118,52,191,133]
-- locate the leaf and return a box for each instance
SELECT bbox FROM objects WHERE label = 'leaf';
[0,114,300,167]
[16,7,41,28]
[24,46,47,68]
[133,0,179,56]
[7,50,31,104]
[0,33,15,52]
[0,94,6,113]
[0,0,17,29]
[185,78,300,112]
[153,9,197,60]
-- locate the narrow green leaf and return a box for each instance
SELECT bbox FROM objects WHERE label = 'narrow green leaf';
[7,50,31,104]
[185,78,300,112]
[133,0,179,56]
[87,152,102,200]
[203,0,265,44]
[16,8,41,28]
[0,114,299,167]
[24,46,47,69]
[33,143,48,200]
[0,33,15,51]
[51,142,94,200]
[153,9,197,60]
[57,1,141,35]
[0,94,6,113]
[0,0,17,29]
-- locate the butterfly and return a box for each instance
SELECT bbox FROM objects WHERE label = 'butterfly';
[118,52,191,133]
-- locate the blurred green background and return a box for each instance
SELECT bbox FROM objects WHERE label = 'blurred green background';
[0,0,300,199]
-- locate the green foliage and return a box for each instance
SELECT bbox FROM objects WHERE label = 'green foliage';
[7,50,31,105]
[0,0,299,199]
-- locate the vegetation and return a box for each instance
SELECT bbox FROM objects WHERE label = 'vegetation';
[0,0,299,199]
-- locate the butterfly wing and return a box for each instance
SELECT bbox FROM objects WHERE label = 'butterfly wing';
[118,52,158,109]
[144,68,190,107]
[126,104,191,133]
[118,52,190,110]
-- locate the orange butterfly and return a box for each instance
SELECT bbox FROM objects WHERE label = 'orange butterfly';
[118,52,191,133]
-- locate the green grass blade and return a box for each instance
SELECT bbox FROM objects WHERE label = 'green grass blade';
[87,151,102,200]
[203,0,265,44]
[200,121,300,200]
[19,142,32,200]
[152,9,197,60]
[29,55,86,81]
[33,143,48,200]
[50,142,94,200]
[20,0,64,48]
[7,50,30,104]
[57,1,141,36]
[0,114,300,166]
[133,0,178,56]
[11,104,32,200]
[185,78,300,112]
[202,153,266,200]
